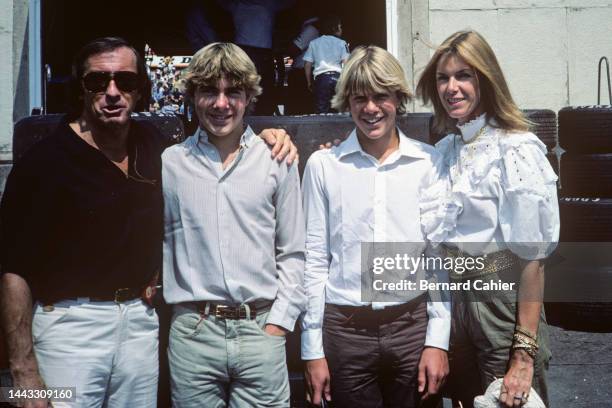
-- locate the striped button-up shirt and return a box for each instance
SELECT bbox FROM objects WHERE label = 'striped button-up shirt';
[162,126,306,331]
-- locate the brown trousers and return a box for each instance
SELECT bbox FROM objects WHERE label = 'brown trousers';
[322,297,439,408]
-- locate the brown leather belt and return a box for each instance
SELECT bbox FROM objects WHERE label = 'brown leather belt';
[92,287,142,303]
[193,301,272,320]
[40,287,143,305]
[327,293,426,323]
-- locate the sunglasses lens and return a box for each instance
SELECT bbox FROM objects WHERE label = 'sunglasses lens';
[82,71,140,93]
[83,72,110,93]
[114,72,140,92]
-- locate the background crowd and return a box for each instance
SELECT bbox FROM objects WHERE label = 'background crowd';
[147,54,186,115]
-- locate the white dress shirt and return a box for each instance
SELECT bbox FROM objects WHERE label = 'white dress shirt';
[421,114,560,261]
[300,129,451,360]
[162,126,306,331]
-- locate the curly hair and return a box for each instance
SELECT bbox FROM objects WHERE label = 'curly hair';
[180,42,262,104]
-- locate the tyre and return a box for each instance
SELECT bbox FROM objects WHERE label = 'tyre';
[547,152,559,176]
[559,197,612,242]
[524,109,557,150]
[558,106,612,153]
[559,153,612,196]
[13,113,185,163]
[551,197,612,332]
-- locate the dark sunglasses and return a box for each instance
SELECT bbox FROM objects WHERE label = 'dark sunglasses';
[82,71,141,93]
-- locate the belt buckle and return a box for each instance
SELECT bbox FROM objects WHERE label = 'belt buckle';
[215,305,235,319]
[114,288,132,303]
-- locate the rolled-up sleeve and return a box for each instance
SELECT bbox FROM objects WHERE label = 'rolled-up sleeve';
[300,153,331,360]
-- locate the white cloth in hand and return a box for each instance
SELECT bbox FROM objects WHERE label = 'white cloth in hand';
[473,378,545,408]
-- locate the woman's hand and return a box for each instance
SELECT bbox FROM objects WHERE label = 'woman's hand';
[499,348,535,407]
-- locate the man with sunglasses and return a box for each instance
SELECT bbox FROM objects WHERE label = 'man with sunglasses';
[0,37,297,408]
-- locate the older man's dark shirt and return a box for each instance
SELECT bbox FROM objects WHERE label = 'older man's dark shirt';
[0,117,163,302]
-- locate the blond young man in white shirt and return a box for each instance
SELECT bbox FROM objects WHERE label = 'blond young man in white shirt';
[301,45,451,408]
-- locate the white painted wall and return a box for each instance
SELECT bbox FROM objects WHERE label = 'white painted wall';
[0,0,29,162]
[0,0,14,159]
[397,0,612,112]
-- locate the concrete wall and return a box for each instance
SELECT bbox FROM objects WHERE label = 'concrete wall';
[0,0,15,161]
[0,0,28,163]
[13,0,29,133]
[0,0,28,195]
[396,0,612,112]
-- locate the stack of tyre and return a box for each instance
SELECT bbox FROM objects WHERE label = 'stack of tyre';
[546,106,612,332]
[523,109,559,173]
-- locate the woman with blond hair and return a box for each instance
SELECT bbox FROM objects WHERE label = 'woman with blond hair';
[416,30,559,408]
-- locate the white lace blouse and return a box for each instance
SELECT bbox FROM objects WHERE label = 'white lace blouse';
[420,114,560,260]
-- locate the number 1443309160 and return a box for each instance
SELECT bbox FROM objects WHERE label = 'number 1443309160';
[0,387,76,403]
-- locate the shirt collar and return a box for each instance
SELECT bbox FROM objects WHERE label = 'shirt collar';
[457,113,487,142]
[336,128,429,160]
[192,125,257,150]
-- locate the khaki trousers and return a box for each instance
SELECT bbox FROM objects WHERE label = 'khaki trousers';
[168,304,289,408]
[447,273,551,408]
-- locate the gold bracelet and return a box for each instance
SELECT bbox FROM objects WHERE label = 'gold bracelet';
[513,333,538,347]
[515,325,538,342]
[512,332,539,360]
[512,343,538,359]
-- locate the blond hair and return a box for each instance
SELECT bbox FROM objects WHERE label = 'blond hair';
[416,30,530,136]
[181,42,262,101]
[332,45,413,114]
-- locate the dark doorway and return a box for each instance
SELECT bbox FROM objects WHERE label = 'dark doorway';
[41,0,386,114]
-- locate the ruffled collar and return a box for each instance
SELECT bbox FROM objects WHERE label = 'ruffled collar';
[457,113,487,142]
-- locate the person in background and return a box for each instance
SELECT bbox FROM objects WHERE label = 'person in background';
[185,0,220,52]
[217,0,295,115]
[303,14,349,113]
[416,30,558,408]
[285,16,319,114]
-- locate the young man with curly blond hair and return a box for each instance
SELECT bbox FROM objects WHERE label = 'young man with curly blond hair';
[162,42,306,407]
